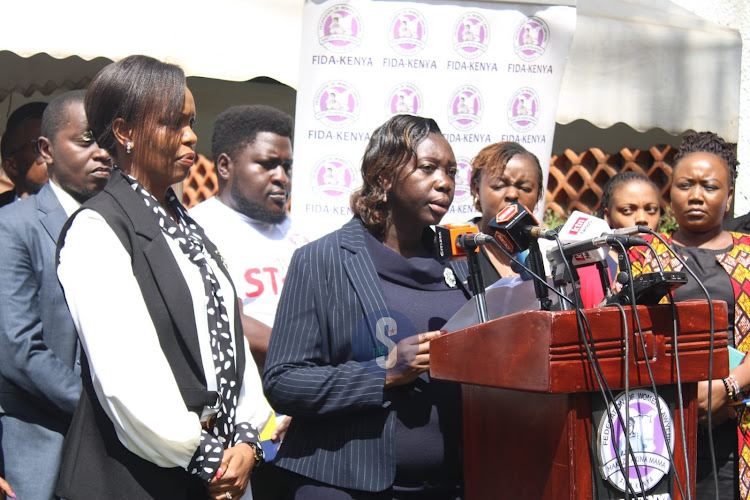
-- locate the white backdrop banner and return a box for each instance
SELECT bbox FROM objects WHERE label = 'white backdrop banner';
[290,0,576,240]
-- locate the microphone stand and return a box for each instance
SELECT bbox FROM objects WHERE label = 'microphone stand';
[528,240,552,311]
[596,260,614,301]
[466,249,489,323]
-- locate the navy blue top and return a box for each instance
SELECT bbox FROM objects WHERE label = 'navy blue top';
[365,230,467,498]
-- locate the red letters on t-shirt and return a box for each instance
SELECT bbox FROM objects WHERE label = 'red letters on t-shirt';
[244,267,281,298]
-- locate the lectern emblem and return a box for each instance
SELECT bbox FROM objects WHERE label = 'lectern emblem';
[597,390,674,494]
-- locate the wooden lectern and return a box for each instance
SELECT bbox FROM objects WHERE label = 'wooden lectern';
[430,301,728,499]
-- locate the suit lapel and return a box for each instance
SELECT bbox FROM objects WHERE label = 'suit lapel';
[107,174,204,374]
[37,183,69,244]
[340,219,389,345]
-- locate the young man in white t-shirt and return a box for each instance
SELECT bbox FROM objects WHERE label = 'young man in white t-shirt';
[191,105,305,361]
[190,105,306,497]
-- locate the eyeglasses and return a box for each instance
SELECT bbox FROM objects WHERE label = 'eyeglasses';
[6,139,38,157]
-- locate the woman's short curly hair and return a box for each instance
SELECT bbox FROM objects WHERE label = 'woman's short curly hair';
[674,131,739,182]
[350,114,443,239]
[469,141,544,210]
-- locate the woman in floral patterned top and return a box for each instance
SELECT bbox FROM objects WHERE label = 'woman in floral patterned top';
[629,131,750,499]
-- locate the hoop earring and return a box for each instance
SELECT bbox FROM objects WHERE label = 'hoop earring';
[473,195,481,210]
[126,141,133,154]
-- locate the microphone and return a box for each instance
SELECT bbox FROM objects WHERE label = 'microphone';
[556,211,611,240]
[545,212,645,309]
[487,202,555,310]
[456,232,495,249]
[435,223,493,321]
[612,225,651,236]
[435,223,492,262]
[557,234,647,260]
[547,211,611,268]
[487,202,556,254]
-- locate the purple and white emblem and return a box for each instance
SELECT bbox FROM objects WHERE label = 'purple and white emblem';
[388,9,427,56]
[318,5,363,52]
[313,81,361,128]
[597,390,674,494]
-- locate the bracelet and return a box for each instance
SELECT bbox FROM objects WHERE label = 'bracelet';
[723,374,741,402]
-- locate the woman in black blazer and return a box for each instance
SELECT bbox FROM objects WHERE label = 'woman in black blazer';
[264,115,470,499]
[55,55,269,500]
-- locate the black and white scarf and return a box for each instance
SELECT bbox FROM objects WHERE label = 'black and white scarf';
[122,170,257,480]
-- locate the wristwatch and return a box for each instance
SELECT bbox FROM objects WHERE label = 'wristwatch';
[248,442,265,468]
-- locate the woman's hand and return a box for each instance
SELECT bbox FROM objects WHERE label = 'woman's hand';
[697,379,736,427]
[0,476,15,499]
[272,416,292,444]
[206,443,257,500]
[385,330,444,389]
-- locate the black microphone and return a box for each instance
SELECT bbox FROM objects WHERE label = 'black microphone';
[487,202,555,310]
[487,202,556,254]
[559,234,647,259]
[612,225,651,235]
[456,232,495,250]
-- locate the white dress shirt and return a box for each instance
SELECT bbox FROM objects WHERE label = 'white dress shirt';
[57,208,271,471]
[48,180,81,216]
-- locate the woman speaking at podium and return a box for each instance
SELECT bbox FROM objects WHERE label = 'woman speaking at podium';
[629,131,750,499]
[264,114,470,499]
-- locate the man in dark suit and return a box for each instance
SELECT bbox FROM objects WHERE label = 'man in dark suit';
[0,102,49,207]
[0,90,111,499]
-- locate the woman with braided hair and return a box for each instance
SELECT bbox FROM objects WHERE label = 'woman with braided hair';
[628,131,750,499]
[576,172,663,308]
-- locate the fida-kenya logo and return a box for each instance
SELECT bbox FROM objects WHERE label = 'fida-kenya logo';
[447,85,483,131]
[453,156,473,204]
[313,81,361,128]
[597,390,674,495]
[388,9,427,56]
[310,156,355,198]
[453,12,489,59]
[317,5,363,52]
[513,16,550,62]
[507,87,540,133]
[385,83,423,117]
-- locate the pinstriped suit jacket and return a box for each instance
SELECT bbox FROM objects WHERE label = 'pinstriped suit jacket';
[263,217,399,492]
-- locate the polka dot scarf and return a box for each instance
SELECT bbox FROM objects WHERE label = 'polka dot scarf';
[122,171,258,481]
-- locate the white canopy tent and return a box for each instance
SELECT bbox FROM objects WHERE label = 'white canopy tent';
[0,0,742,185]
[559,0,741,140]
